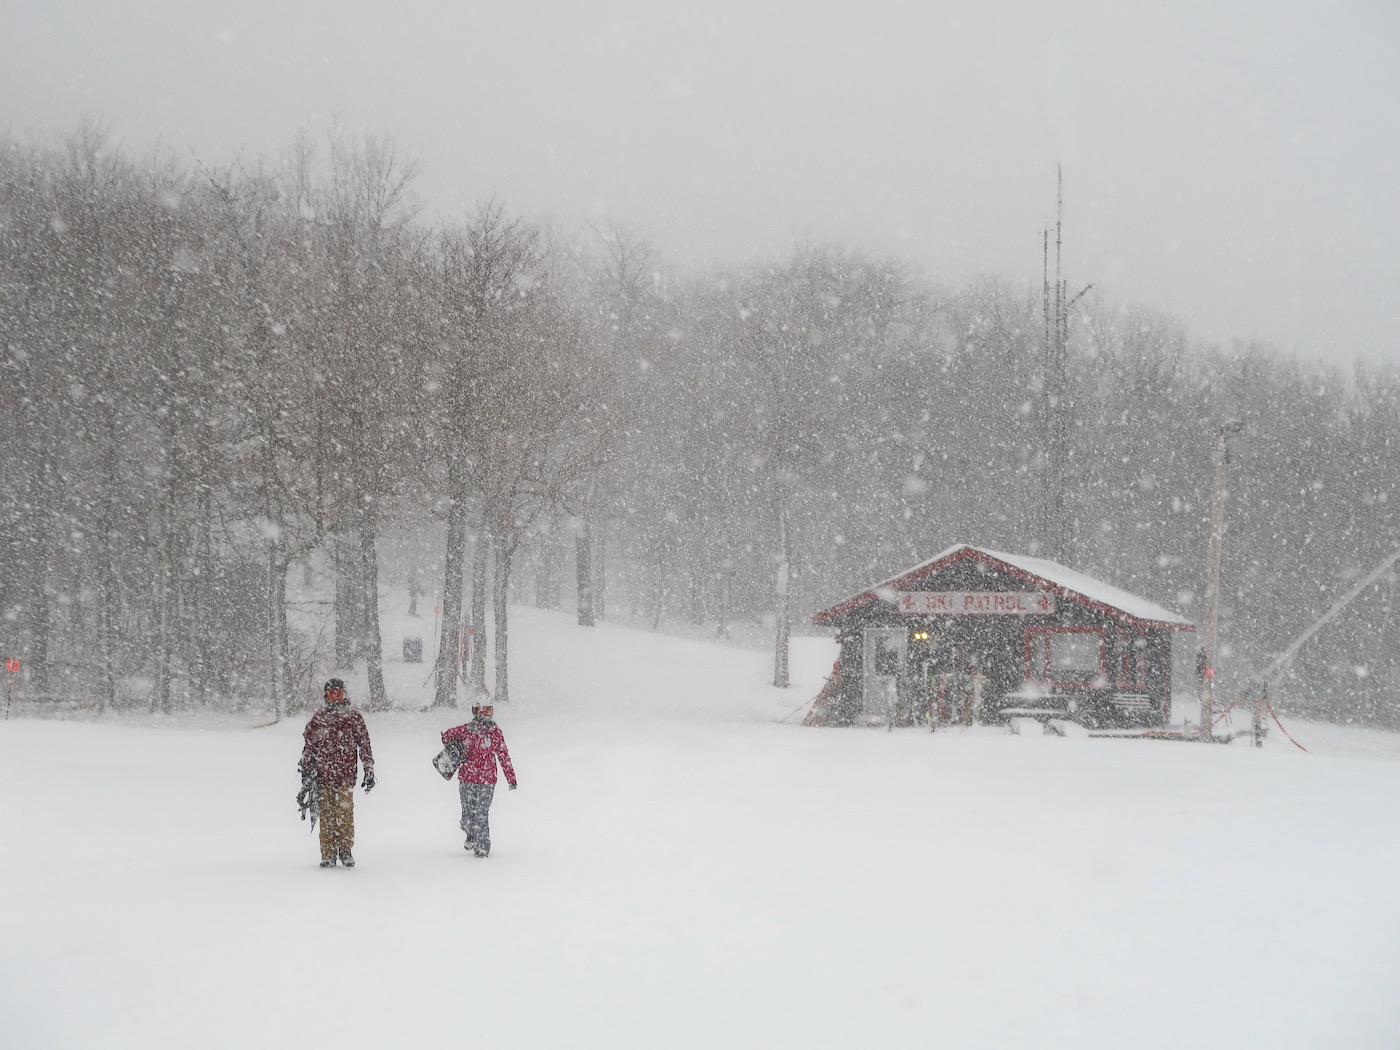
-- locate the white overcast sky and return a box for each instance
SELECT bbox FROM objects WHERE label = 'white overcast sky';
[3,0,1397,362]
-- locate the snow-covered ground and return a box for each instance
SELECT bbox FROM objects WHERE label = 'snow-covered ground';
[2,605,1398,1049]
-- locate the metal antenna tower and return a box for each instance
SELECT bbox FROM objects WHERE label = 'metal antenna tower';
[1041,166,1090,565]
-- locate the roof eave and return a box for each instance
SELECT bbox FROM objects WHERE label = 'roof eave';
[810,545,1195,631]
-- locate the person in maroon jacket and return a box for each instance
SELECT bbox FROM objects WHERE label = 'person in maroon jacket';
[441,700,516,858]
[299,678,375,868]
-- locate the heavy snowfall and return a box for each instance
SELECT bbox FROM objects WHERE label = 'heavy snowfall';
[3,2,1400,1046]
[3,601,1399,1049]
[4,129,1400,724]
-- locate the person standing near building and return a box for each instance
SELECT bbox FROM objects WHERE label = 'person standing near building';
[442,700,516,858]
[299,678,375,868]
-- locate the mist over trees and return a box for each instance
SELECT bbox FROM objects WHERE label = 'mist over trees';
[4,127,1400,726]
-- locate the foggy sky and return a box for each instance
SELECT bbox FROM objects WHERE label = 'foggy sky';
[3,0,1397,362]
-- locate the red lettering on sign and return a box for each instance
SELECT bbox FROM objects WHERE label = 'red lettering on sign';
[892,590,1057,615]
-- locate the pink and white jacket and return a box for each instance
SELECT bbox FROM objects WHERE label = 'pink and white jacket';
[442,718,517,786]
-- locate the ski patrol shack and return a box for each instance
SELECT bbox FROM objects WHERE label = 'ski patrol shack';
[810,544,1195,729]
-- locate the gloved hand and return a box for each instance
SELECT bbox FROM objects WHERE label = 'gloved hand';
[508,783,517,791]
[362,770,376,792]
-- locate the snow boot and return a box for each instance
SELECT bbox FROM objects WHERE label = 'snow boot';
[320,858,336,868]
[338,849,355,868]
[464,835,475,851]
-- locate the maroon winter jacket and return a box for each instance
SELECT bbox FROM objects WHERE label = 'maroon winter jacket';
[442,718,516,786]
[300,704,374,788]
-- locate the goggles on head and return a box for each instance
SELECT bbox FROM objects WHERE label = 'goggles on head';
[325,688,347,700]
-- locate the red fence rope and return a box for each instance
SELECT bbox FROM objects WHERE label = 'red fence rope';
[1212,696,1239,727]
[1266,702,1309,752]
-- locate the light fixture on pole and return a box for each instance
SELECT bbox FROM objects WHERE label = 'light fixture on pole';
[1199,420,1243,742]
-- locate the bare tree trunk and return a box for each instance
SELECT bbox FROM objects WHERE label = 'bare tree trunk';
[360,502,389,712]
[98,567,118,711]
[652,585,667,631]
[151,506,175,714]
[493,525,512,704]
[191,454,216,704]
[333,531,356,669]
[268,547,288,721]
[595,524,607,622]
[31,580,52,696]
[277,559,293,712]
[532,527,548,609]
[773,504,792,689]
[97,417,121,712]
[715,569,732,640]
[575,519,595,627]
[26,461,55,697]
[432,478,469,709]
[469,531,489,696]
[169,549,190,711]
[549,523,562,610]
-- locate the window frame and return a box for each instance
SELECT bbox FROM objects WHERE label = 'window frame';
[1024,625,1107,688]
[1117,627,1149,690]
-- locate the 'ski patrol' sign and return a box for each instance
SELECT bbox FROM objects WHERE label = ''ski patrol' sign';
[892,591,1056,615]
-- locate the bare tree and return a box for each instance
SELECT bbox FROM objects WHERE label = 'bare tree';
[305,129,422,712]
[426,203,538,708]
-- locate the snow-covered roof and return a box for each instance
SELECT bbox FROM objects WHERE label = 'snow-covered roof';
[812,544,1195,630]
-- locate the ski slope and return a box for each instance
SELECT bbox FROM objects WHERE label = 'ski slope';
[2,605,1398,1049]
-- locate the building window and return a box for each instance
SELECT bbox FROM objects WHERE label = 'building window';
[1118,629,1148,689]
[864,628,905,679]
[1026,626,1105,687]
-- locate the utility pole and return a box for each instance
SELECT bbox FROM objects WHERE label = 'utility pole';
[1042,172,1065,562]
[1041,167,1091,564]
[1198,421,1243,741]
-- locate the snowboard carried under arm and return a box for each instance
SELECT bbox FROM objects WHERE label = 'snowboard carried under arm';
[296,763,319,829]
[432,738,466,780]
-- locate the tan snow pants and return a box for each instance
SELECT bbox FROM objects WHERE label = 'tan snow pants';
[319,786,355,860]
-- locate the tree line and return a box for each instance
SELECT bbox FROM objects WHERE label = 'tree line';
[3,125,1399,725]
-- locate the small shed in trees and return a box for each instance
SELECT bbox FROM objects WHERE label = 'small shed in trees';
[810,544,1195,729]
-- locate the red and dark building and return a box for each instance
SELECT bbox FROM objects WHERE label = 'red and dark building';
[811,544,1196,729]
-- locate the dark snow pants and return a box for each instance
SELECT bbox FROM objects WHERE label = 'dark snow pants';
[458,782,496,856]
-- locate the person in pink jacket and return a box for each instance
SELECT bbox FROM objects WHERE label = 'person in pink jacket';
[441,700,517,858]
